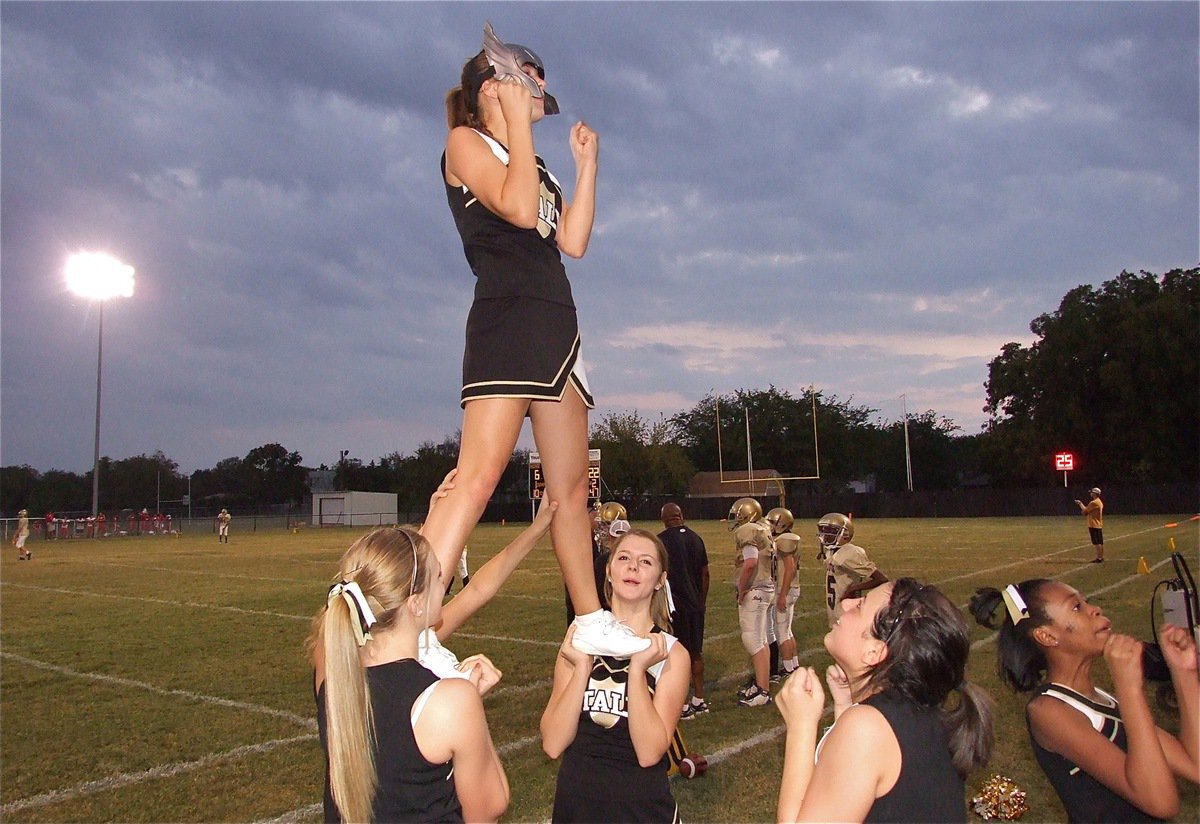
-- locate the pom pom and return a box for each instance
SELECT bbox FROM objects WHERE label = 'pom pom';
[971,774,1028,820]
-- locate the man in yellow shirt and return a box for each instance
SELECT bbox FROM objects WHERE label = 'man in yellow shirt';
[1074,487,1104,563]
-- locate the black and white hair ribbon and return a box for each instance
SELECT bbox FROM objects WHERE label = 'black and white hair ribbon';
[328,580,378,646]
[1002,584,1030,626]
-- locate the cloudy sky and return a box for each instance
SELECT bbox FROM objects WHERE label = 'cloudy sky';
[2,1,1196,475]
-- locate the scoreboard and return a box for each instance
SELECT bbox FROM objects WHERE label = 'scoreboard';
[530,449,601,501]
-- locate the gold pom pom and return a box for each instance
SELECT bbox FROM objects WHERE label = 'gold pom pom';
[971,774,1028,820]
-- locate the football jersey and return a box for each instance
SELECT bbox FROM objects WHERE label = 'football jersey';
[734,520,775,589]
[824,542,877,614]
[773,532,802,589]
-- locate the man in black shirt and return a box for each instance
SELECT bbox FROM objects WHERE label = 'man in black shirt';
[659,502,710,718]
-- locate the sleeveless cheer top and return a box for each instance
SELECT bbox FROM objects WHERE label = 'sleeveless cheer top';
[442,130,575,308]
[316,659,462,823]
[814,689,966,822]
[1029,683,1163,822]
[552,628,680,823]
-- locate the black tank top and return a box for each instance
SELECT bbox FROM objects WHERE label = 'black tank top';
[862,689,966,822]
[552,628,678,822]
[441,130,575,307]
[1029,683,1162,822]
[316,659,462,823]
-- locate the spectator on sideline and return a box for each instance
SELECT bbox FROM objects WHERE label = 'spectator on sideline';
[777,578,994,822]
[446,547,471,595]
[971,580,1199,821]
[541,529,690,822]
[310,525,509,822]
[659,501,710,718]
[1074,487,1105,563]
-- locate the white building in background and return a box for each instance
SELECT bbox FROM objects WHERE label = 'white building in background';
[311,491,398,527]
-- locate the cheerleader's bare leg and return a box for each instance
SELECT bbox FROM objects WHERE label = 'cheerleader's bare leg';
[528,388,599,615]
[420,397,528,590]
[531,388,649,657]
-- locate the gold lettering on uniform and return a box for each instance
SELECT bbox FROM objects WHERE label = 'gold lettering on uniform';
[537,180,558,239]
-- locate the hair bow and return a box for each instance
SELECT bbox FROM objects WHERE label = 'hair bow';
[328,580,378,646]
[1001,584,1029,626]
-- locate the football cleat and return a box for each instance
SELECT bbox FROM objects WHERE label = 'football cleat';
[738,685,772,707]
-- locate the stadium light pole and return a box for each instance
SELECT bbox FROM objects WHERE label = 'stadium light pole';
[65,252,135,518]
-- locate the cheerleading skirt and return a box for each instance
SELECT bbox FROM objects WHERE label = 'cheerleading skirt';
[461,296,595,409]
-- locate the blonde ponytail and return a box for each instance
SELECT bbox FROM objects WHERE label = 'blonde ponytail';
[309,526,433,823]
[323,597,377,823]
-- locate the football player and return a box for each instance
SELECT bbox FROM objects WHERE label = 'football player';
[730,497,775,706]
[817,512,887,625]
[767,507,801,677]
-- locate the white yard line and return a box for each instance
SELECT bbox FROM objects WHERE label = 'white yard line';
[71,558,314,585]
[1,651,316,729]
[0,734,315,815]
[255,802,322,824]
[1,581,311,621]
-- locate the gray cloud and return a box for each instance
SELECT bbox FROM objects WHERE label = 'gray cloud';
[3,1,1195,473]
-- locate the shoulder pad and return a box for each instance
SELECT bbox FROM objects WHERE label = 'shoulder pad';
[774,533,802,556]
[734,521,766,546]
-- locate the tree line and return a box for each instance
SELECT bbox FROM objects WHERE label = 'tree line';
[3,267,1194,517]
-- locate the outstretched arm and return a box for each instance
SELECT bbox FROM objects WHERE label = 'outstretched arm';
[842,570,888,602]
[437,500,557,641]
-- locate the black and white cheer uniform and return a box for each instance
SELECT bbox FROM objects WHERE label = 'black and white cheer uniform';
[316,659,461,823]
[442,130,594,409]
[551,628,680,823]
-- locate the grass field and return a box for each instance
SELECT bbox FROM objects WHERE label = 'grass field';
[2,513,1197,823]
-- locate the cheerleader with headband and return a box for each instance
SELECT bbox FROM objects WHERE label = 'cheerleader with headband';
[310,524,509,823]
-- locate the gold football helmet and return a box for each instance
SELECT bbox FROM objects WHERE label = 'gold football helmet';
[597,501,628,526]
[766,507,794,535]
[727,497,763,530]
[816,512,853,554]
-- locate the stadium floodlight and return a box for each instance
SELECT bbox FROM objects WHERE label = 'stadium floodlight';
[66,252,136,519]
